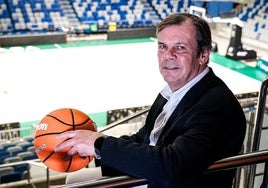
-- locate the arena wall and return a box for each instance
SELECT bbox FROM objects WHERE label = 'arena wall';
[0,33,67,47]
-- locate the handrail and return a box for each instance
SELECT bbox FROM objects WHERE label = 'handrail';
[0,91,262,188]
[0,159,40,169]
[57,149,268,188]
[0,159,49,188]
[0,127,34,140]
[98,99,257,134]
[252,77,268,152]
[208,149,268,171]
[98,98,257,134]
[57,95,263,188]
[98,107,150,133]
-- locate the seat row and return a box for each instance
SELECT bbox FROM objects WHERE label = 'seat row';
[0,0,233,35]
[0,137,37,183]
[0,166,26,184]
[0,0,267,49]
[0,137,36,164]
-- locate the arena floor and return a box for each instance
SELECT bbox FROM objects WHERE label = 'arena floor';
[0,27,266,125]
[0,23,267,188]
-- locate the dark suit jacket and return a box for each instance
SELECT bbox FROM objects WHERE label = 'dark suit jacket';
[98,68,246,188]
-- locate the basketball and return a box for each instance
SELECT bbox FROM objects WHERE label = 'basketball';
[33,108,97,172]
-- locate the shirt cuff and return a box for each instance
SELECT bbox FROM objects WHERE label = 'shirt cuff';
[94,135,107,159]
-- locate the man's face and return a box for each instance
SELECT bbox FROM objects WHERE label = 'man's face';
[157,20,208,92]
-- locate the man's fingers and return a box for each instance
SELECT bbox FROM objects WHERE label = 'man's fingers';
[54,137,74,152]
[54,131,76,152]
[56,130,76,139]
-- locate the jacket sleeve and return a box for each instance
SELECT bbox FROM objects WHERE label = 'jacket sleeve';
[98,86,246,187]
[98,72,246,187]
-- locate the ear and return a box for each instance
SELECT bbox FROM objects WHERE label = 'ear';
[199,49,210,65]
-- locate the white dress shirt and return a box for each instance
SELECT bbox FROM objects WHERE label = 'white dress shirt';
[149,67,209,146]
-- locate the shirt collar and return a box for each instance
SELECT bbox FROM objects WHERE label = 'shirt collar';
[160,67,209,100]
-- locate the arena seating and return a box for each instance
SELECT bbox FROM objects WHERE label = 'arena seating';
[0,0,13,33]
[0,1,235,33]
[0,137,36,183]
[0,138,35,165]
[71,0,158,29]
[237,0,268,42]
[6,0,68,33]
[0,0,267,43]
[0,166,14,176]
[0,171,22,183]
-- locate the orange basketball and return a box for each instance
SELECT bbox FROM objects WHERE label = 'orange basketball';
[33,108,97,172]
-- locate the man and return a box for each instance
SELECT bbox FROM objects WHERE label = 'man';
[55,13,246,188]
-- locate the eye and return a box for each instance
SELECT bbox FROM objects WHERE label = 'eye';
[158,43,167,53]
[173,44,187,53]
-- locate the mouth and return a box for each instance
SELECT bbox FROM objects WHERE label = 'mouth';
[163,66,179,70]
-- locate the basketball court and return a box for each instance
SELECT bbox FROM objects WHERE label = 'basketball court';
[0,34,267,188]
[0,37,264,127]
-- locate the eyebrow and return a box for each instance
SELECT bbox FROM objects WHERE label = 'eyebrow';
[157,41,188,47]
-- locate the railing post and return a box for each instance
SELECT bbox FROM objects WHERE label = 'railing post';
[262,162,268,188]
[247,77,268,188]
[47,167,50,188]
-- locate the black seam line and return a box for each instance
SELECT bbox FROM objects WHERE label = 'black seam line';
[70,109,75,130]
[66,156,73,172]
[42,151,55,163]
[42,151,73,172]
[47,114,91,126]
[34,132,65,139]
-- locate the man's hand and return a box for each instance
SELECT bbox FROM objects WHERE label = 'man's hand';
[54,130,104,160]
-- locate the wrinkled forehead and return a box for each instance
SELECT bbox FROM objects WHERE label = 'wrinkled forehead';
[156,14,195,33]
[157,20,196,40]
[157,26,199,57]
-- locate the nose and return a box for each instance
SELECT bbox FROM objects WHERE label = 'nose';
[163,47,176,60]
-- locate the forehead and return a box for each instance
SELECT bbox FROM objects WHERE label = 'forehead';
[157,20,196,42]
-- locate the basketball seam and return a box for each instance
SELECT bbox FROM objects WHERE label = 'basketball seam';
[70,109,75,130]
[65,156,73,172]
[34,132,64,139]
[47,114,92,127]
[42,150,73,172]
[42,151,55,163]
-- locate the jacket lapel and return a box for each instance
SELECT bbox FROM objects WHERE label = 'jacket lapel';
[156,68,217,144]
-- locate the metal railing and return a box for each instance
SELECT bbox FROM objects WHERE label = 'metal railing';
[98,107,150,133]
[0,78,267,188]
[247,77,268,188]
[56,150,268,188]
[59,77,268,188]
[0,127,34,142]
[1,148,268,188]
